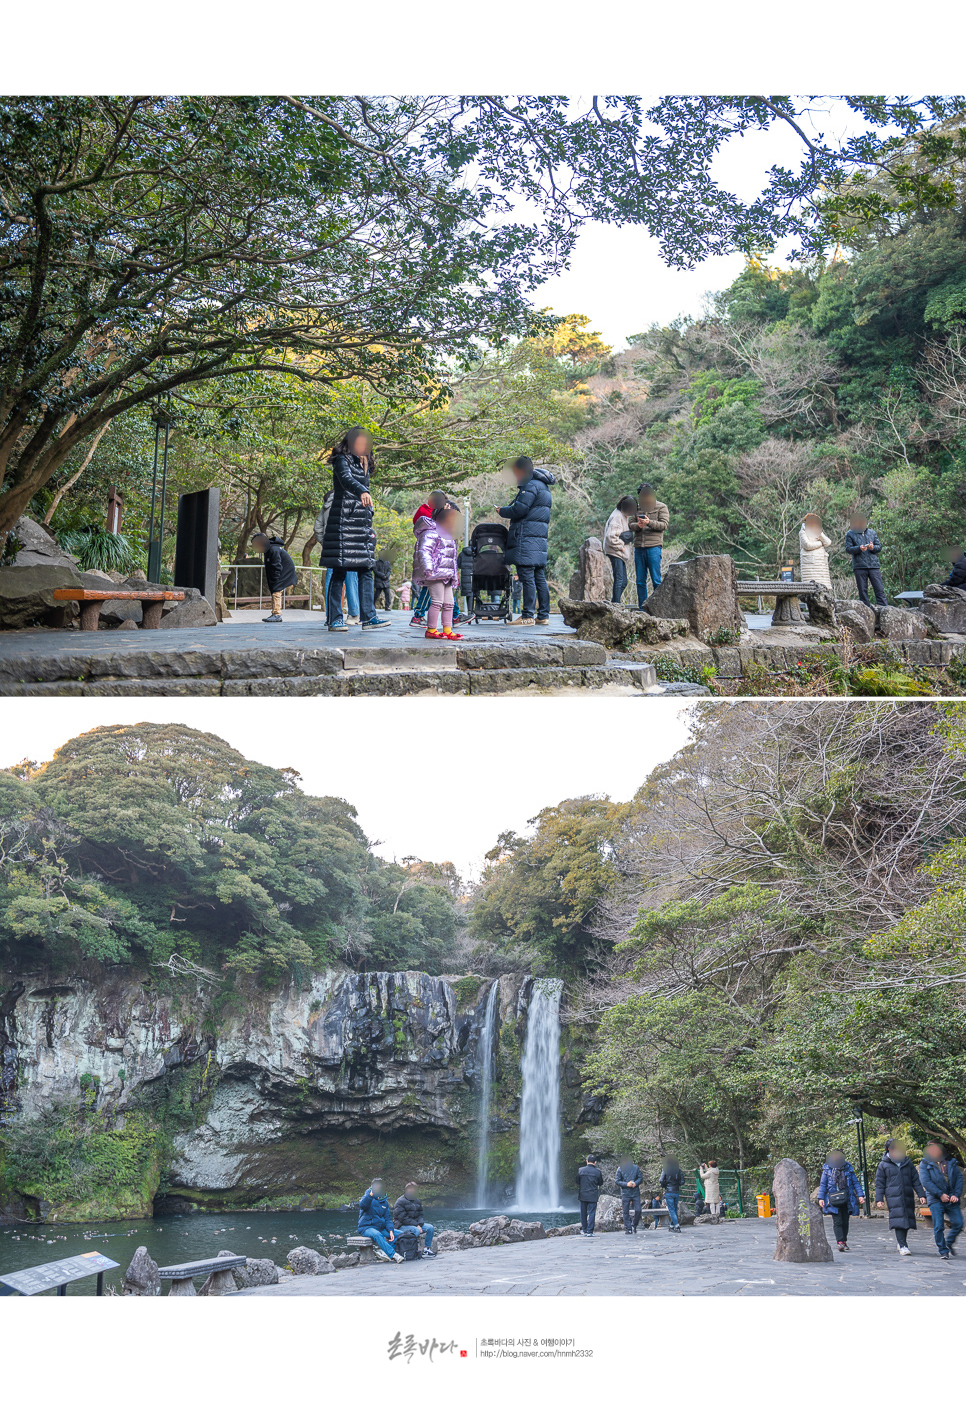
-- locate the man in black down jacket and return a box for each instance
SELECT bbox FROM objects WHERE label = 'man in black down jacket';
[616,1156,643,1234]
[252,533,297,623]
[576,1155,604,1236]
[392,1182,436,1257]
[495,455,556,625]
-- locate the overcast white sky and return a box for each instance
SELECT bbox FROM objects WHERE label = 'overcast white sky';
[0,697,696,877]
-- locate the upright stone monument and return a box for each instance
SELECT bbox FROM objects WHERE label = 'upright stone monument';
[643,555,745,639]
[122,1246,161,1296]
[772,1157,833,1263]
[568,537,614,602]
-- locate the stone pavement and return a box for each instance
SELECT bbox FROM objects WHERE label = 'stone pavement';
[237,1218,966,1296]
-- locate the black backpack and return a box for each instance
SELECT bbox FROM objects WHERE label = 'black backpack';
[398,1232,421,1261]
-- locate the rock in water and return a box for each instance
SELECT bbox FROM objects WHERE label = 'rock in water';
[287,1245,325,1275]
[199,1248,240,1294]
[772,1158,832,1263]
[643,556,745,639]
[558,598,690,649]
[232,1258,279,1289]
[122,1246,161,1296]
[875,605,928,641]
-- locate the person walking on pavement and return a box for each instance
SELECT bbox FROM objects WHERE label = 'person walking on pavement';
[251,533,297,623]
[616,1155,643,1234]
[918,1140,963,1260]
[357,1177,404,1262]
[604,495,638,604]
[844,512,887,607]
[576,1154,604,1236]
[494,455,556,625]
[660,1156,684,1233]
[699,1160,722,1215]
[392,1182,436,1258]
[633,483,670,607]
[875,1138,928,1256]
[319,427,390,632]
[817,1149,865,1252]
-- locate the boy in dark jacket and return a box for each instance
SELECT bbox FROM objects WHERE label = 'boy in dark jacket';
[373,557,393,612]
[576,1154,604,1236]
[919,1141,963,1259]
[844,514,887,607]
[392,1181,436,1257]
[252,533,297,623]
[616,1156,643,1234]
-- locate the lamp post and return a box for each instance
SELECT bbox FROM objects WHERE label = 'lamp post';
[146,395,175,584]
[848,1105,872,1215]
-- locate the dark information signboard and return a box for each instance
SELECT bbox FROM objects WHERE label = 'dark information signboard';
[0,1251,120,1296]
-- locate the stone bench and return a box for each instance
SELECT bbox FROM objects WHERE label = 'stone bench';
[345,1235,378,1261]
[158,1253,246,1295]
[736,579,818,625]
[53,587,185,631]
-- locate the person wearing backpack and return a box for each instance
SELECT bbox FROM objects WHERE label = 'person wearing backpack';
[576,1154,604,1236]
[817,1149,865,1252]
[392,1182,436,1259]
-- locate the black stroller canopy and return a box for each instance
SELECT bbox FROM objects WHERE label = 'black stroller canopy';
[471,523,508,550]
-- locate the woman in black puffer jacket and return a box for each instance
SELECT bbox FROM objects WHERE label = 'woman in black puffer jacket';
[319,427,390,632]
[875,1138,927,1256]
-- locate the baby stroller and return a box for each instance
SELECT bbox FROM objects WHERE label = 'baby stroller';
[462,523,512,623]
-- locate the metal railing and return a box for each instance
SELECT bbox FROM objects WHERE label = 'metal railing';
[222,564,327,613]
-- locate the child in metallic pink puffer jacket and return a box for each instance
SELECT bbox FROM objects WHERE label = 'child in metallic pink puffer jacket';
[412,502,463,639]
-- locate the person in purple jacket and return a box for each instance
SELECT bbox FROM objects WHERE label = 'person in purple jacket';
[413,502,463,640]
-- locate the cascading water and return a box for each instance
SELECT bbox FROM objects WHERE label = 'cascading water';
[474,979,500,1208]
[513,978,563,1211]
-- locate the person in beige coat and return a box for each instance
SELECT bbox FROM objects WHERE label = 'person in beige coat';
[603,495,639,604]
[799,513,832,589]
[699,1161,722,1215]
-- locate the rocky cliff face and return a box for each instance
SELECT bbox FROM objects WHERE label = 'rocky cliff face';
[0,967,593,1223]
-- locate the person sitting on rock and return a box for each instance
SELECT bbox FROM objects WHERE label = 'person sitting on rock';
[604,496,638,605]
[392,1181,436,1258]
[844,513,887,608]
[616,1154,643,1234]
[251,532,297,623]
[576,1154,604,1236]
[357,1177,404,1262]
[634,483,670,607]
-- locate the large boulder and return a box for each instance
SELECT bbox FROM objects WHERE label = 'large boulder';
[806,586,837,629]
[122,1246,161,1296]
[101,598,144,627]
[835,606,874,644]
[875,605,928,641]
[232,1257,279,1290]
[286,1245,333,1275]
[772,1158,833,1263]
[7,515,79,569]
[158,596,218,629]
[501,1219,547,1243]
[643,556,745,640]
[0,563,81,628]
[593,1194,624,1231]
[568,537,614,602]
[558,598,689,649]
[467,1214,512,1246]
[920,585,966,635]
[434,1230,477,1252]
[546,1223,582,1237]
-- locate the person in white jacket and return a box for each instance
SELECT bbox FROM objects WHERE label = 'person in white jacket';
[799,513,832,590]
[603,495,639,604]
[699,1160,722,1215]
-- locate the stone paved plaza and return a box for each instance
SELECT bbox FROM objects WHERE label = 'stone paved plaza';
[238,1217,966,1297]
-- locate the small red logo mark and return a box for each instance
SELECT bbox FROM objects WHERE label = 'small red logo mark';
[460,1351,467,1358]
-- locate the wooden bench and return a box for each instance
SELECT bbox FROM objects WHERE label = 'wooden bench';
[158,1253,246,1296]
[53,588,185,631]
[736,579,818,625]
[0,1249,119,1296]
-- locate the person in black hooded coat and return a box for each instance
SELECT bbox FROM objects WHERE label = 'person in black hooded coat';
[319,427,390,632]
[495,455,556,624]
[875,1138,927,1255]
[252,533,297,622]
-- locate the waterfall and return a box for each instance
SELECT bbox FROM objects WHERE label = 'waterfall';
[474,979,500,1208]
[514,978,563,1211]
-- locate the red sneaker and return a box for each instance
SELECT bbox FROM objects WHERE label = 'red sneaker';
[409,614,426,627]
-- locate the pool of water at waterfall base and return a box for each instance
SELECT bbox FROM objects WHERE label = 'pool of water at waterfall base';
[0,1207,583,1295]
